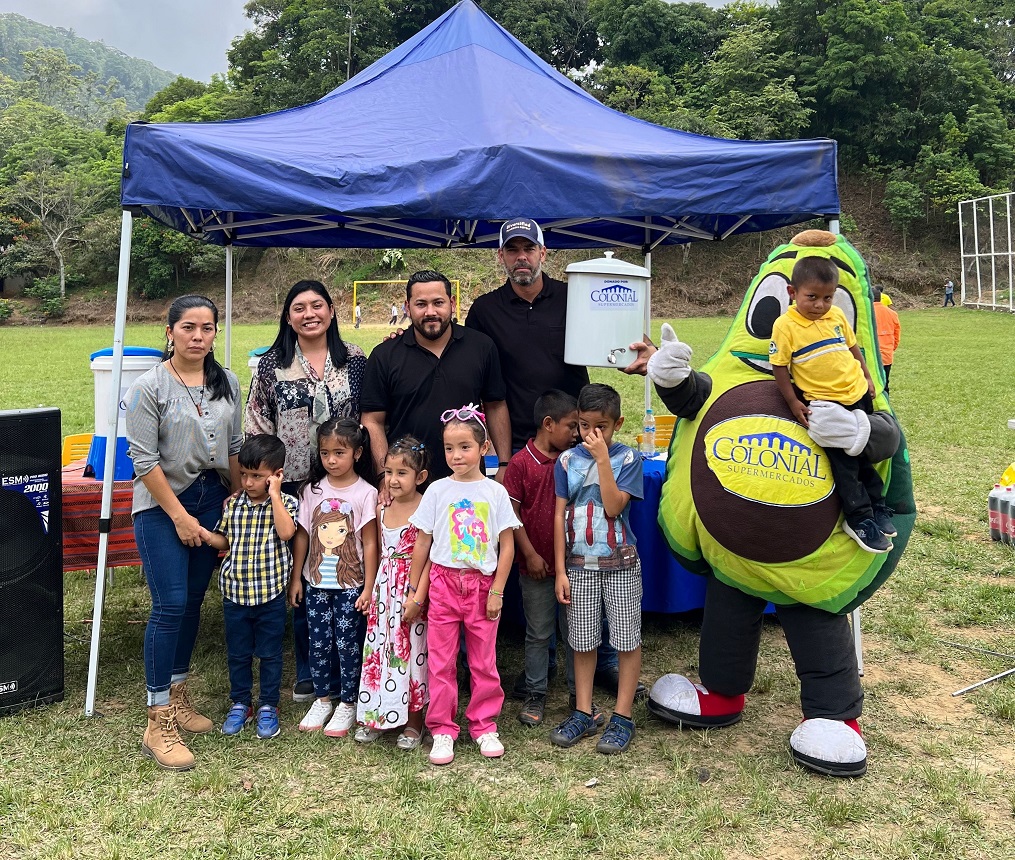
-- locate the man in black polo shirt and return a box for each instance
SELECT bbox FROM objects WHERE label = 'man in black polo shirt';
[361,270,510,481]
[465,218,589,452]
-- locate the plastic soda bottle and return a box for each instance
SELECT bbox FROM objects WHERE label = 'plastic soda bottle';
[640,408,656,454]
[1002,487,1015,545]
[988,483,1004,541]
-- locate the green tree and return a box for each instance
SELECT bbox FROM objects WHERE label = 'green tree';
[148,77,256,123]
[130,218,225,299]
[143,76,208,120]
[229,0,396,114]
[883,177,924,251]
[592,0,727,77]
[690,19,812,139]
[1,153,114,296]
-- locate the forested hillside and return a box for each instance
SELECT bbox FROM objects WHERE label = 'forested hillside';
[0,0,1010,325]
[0,14,175,112]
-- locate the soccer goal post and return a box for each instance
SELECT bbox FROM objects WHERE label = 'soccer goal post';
[351,279,461,324]
[959,191,1015,312]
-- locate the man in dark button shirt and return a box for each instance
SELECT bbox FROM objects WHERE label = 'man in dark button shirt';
[465,218,590,453]
[361,269,510,481]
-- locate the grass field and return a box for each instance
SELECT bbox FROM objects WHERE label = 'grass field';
[1,309,1014,860]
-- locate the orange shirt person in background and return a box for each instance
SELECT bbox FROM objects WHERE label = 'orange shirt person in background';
[872,287,901,395]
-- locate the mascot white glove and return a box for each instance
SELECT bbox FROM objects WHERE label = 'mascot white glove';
[807,400,871,457]
[647,323,693,388]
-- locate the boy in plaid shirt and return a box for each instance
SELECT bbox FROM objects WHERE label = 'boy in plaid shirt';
[201,435,298,738]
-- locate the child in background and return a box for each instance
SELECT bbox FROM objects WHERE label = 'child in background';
[406,404,521,765]
[290,418,378,737]
[503,390,578,727]
[200,435,298,740]
[552,383,644,755]
[770,256,896,554]
[356,436,431,749]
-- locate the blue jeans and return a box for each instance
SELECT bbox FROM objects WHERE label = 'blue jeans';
[223,593,286,708]
[134,471,229,705]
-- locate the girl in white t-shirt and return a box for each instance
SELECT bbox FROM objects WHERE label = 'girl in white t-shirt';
[406,404,520,766]
[290,418,378,737]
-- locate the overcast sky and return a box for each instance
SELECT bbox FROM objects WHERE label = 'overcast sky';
[0,0,252,81]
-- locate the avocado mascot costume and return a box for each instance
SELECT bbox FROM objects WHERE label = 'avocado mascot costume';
[645,231,915,777]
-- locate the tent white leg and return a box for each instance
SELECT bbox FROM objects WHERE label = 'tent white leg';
[85,209,133,717]
[851,607,864,677]
[643,250,652,411]
[224,244,233,369]
[827,217,841,235]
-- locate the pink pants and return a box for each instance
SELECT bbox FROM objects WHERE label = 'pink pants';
[425,563,503,739]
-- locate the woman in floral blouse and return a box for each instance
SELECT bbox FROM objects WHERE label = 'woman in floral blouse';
[245,279,367,700]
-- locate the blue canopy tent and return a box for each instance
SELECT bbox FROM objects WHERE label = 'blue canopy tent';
[85,0,841,713]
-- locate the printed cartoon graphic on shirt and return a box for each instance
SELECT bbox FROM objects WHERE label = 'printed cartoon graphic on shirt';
[308,498,362,587]
[448,499,491,567]
[560,447,635,558]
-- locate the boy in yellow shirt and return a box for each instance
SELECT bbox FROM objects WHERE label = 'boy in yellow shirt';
[770,257,895,554]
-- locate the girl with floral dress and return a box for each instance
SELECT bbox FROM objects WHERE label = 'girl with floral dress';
[355,437,431,749]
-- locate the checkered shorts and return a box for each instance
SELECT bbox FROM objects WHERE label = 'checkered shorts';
[564,562,643,652]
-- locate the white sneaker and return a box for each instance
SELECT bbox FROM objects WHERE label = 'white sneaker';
[476,731,504,758]
[429,733,455,765]
[354,725,381,744]
[324,702,356,738]
[298,699,333,732]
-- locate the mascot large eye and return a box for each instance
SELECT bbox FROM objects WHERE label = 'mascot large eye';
[832,287,857,331]
[746,274,790,340]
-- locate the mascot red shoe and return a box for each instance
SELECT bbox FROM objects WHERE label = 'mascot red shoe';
[644,231,915,777]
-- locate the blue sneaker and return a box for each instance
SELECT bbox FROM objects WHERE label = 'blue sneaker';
[550,710,599,748]
[221,702,253,736]
[596,714,635,755]
[872,505,897,538]
[842,517,892,554]
[256,705,280,739]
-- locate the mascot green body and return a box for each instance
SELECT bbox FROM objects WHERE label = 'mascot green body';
[645,231,915,776]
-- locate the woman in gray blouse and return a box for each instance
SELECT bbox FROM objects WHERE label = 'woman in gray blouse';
[125,295,241,771]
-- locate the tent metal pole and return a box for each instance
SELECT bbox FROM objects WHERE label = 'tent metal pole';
[643,250,652,412]
[224,244,233,369]
[85,209,133,717]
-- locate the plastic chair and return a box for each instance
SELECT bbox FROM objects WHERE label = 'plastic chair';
[62,433,93,466]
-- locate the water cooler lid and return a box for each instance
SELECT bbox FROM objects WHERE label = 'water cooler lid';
[89,346,164,360]
[565,252,650,279]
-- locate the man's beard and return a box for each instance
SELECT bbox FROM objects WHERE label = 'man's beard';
[414,315,451,341]
[509,261,542,287]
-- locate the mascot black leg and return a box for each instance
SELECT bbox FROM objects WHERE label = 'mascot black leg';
[699,578,765,696]
[648,578,759,729]
[778,604,867,777]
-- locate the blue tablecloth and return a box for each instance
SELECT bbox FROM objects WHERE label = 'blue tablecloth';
[629,456,706,613]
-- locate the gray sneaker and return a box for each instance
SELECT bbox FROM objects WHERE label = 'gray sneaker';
[518,694,546,727]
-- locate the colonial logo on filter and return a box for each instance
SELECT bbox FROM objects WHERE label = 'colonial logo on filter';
[589,279,639,311]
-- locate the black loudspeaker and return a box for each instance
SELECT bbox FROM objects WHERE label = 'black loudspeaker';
[0,407,64,715]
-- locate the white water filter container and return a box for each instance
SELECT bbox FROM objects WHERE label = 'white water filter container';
[564,252,650,369]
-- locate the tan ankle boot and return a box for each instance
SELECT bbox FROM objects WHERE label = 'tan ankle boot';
[141,705,195,771]
[170,681,214,734]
